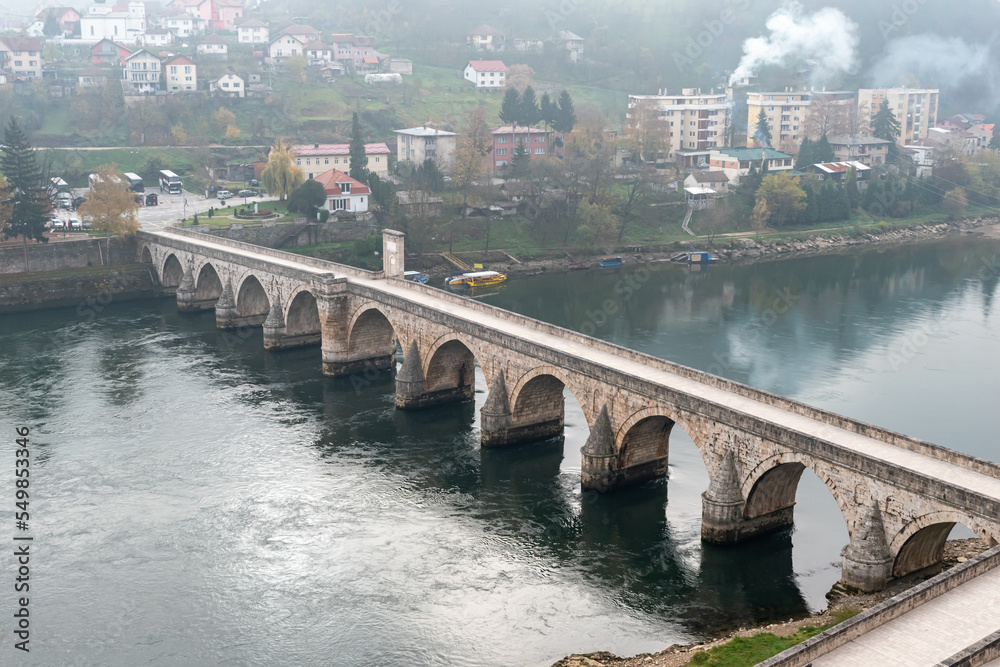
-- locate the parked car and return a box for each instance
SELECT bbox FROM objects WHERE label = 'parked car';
[249,179,260,187]
[58,194,73,209]
[69,217,82,230]
[216,190,233,200]
[82,218,92,230]
[238,189,256,198]
[51,217,65,230]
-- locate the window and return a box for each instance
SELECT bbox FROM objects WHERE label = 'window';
[341,182,351,194]
[375,157,380,163]
[324,158,328,164]
[496,148,507,156]
[296,159,301,165]
[334,158,339,164]
[306,158,311,165]
[534,147,544,154]
[170,66,177,73]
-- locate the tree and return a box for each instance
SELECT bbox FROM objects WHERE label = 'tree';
[499,87,521,126]
[286,179,327,219]
[42,42,63,63]
[814,134,834,163]
[519,85,541,127]
[754,171,807,231]
[626,97,669,164]
[142,155,167,182]
[990,132,1000,152]
[504,64,534,93]
[77,163,139,264]
[872,101,902,163]
[225,124,241,142]
[43,11,60,37]
[0,174,12,238]
[845,165,860,209]
[575,198,617,246]
[285,55,307,84]
[1,117,50,271]
[212,107,237,134]
[615,168,651,241]
[348,112,368,182]
[754,107,772,148]
[453,108,493,206]
[261,139,304,200]
[509,140,530,176]
[795,137,815,170]
[942,187,968,220]
[540,93,555,132]
[170,123,188,146]
[553,90,576,134]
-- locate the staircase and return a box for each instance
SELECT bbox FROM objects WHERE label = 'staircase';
[441,252,472,270]
[272,220,312,249]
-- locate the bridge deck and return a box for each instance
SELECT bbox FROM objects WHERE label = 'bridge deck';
[810,565,1000,666]
[153,231,1000,508]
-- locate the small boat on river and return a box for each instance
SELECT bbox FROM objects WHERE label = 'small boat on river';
[598,257,624,268]
[669,251,718,264]
[446,270,507,287]
[403,271,430,283]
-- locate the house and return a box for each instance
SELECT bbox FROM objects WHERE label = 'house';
[303,41,334,66]
[747,89,856,154]
[385,57,412,75]
[903,143,935,178]
[926,127,982,158]
[708,147,794,183]
[290,142,392,178]
[143,28,173,46]
[167,0,244,30]
[627,88,733,168]
[394,125,458,171]
[25,21,46,38]
[92,38,131,66]
[211,71,243,97]
[359,54,380,73]
[684,170,732,193]
[319,63,345,80]
[36,6,81,34]
[489,125,551,170]
[826,134,891,167]
[467,24,505,51]
[163,10,203,37]
[77,63,110,88]
[123,48,161,93]
[858,88,939,145]
[805,161,871,187]
[163,54,197,91]
[267,34,304,62]
[235,17,268,44]
[0,38,43,81]
[313,169,370,213]
[396,190,443,216]
[278,24,320,45]
[80,0,146,44]
[464,60,506,89]
[512,37,544,52]
[196,34,228,57]
[330,34,380,69]
[556,29,584,62]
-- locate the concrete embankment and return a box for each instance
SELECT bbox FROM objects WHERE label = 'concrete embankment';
[0,264,163,314]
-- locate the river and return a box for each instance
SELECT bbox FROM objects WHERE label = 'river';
[1,236,998,666]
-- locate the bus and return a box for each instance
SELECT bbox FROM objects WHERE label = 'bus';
[88,173,122,189]
[159,170,182,194]
[49,176,70,193]
[124,172,144,193]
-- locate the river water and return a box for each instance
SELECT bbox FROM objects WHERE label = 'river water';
[1,237,998,666]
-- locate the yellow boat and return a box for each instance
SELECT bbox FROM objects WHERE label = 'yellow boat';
[446,271,507,287]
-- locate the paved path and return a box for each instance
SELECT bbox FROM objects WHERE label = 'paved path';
[810,566,1000,666]
[152,229,1000,508]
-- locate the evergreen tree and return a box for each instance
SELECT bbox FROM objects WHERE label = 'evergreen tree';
[553,90,576,133]
[1,117,50,269]
[509,140,530,176]
[990,132,1000,151]
[286,179,328,219]
[499,87,521,126]
[845,166,860,209]
[754,107,772,147]
[800,179,820,224]
[519,86,541,127]
[795,137,814,170]
[872,101,902,165]
[814,133,834,163]
[43,11,60,37]
[348,112,368,182]
[539,92,555,131]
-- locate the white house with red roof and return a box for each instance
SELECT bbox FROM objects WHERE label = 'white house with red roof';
[464,60,506,88]
[313,169,370,213]
[291,142,392,178]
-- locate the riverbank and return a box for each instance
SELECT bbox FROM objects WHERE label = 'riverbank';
[0,263,163,313]
[410,217,1000,280]
[553,538,992,667]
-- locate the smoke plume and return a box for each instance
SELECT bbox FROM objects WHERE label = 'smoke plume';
[870,34,993,90]
[730,1,859,86]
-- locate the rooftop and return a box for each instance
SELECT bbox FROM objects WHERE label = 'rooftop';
[713,147,794,161]
[313,169,371,196]
[492,125,550,134]
[467,60,507,72]
[689,171,731,183]
[469,24,503,36]
[395,126,458,137]
[291,142,391,156]
[827,134,891,146]
[809,161,871,174]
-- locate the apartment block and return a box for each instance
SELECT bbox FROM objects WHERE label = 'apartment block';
[625,88,732,169]
[858,88,939,145]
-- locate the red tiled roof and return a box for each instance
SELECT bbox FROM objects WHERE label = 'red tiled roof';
[469,24,503,36]
[491,125,549,134]
[467,60,506,72]
[279,24,320,35]
[313,169,370,196]
[291,142,391,156]
[163,54,195,66]
[363,55,379,64]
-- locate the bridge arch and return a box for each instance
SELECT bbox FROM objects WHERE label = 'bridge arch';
[509,365,591,428]
[194,262,224,305]
[890,511,999,577]
[616,407,704,467]
[161,253,184,288]
[423,334,486,400]
[139,244,153,265]
[284,287,321,339]
[235,273,271,323]
[741,453,851,526]
[347,304,400,361]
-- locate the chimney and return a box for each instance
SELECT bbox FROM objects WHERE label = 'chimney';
[314,143,319,148]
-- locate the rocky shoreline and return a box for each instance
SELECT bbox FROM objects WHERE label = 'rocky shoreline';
[420,217,1000,280]
[552,538,993,667]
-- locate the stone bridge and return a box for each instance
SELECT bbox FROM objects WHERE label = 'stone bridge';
[137,227,1000,593]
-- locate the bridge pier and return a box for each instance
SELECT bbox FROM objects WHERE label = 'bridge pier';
[481,372,564,447]
[176,268,212,312]
[262,298,319,350]
[581,406,670,492]
[395,341,472,409]
[701,451,795,544]
[215,281,238,329]
[840,501,893,592]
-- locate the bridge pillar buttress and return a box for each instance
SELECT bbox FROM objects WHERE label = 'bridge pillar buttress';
[581,407,619,492]
[175,268,203,312]
[215,280,238,329]
[840,500,893,592]
[701,451,798,544]
[315,276,390,375]
[262,296,287,350]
